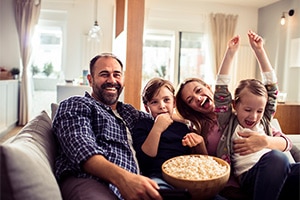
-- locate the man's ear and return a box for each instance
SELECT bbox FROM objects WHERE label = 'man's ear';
[87,74,92,85]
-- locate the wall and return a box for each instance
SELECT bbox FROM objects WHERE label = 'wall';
[0,0,20,70]
[145,0,258,43]
[259,0,300,102]
[1,0,298,102]
[0,0,115,80]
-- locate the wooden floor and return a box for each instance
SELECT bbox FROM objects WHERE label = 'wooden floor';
[0,126,24,144]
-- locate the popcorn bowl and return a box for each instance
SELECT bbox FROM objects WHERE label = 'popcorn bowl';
[162,155,230,200]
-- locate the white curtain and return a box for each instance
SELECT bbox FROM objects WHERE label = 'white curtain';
[210,13,238,74]
[15,0,41,125]
[14,0,41,125]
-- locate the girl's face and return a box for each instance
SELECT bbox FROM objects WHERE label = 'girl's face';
[144,87,175,119]
[180,81,215,114]
[234,89,267,129]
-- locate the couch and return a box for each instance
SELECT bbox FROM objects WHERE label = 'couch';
[0,110,62,200]
[1,107,299,200]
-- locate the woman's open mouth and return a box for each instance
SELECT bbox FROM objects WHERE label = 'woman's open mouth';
[200,97,210,109]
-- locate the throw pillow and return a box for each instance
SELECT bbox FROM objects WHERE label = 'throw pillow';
[0,111,62,200]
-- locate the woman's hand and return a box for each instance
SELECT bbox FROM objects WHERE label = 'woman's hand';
[233,131,268,155]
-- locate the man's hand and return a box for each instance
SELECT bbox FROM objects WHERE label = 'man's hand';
[117,173,162,200]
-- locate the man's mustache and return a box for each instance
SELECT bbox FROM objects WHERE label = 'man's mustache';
[101,82,121,90]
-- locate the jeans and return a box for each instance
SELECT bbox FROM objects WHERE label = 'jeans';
[240,150,300,200]
[151,177,174,189]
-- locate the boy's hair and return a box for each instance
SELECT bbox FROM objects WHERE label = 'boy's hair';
[234,79,268,103]
[142,77,174,105]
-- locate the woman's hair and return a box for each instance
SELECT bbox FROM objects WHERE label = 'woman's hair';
[234,79,268,103]
[142,77,175,105]
[175,78,215,140]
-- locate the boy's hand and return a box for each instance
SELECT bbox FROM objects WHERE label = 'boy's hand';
[182,132,204,147]
[153,113,173,133]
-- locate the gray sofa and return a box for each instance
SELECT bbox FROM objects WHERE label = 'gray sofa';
[1,108,299,200]
[0,110,63,200]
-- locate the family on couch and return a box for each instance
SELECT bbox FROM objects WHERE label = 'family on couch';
[52,31,299,200]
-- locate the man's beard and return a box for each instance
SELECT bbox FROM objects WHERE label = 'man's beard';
[94,82,123,105]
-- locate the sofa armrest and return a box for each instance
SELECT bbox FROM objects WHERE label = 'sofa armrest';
[0,111,62,200]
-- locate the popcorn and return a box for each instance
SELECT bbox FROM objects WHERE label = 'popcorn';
[162,155,228,180]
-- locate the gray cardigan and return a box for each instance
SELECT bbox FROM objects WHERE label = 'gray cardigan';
[213,83,291,164]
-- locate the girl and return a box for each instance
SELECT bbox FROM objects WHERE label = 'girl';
[176,30,299,200]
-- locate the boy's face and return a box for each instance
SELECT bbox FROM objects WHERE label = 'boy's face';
[234,89,267,129]
[144,87,175,119]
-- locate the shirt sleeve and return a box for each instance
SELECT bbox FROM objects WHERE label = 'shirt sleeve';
[216,74,231,85]
[271,127,292,151]
[261,69,277,85]
[53,98,103,167]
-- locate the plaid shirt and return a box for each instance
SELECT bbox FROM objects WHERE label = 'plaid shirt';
[52,92,150,199]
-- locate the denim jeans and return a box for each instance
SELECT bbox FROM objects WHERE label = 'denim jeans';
[151,177,174,189]
[240,150,300,200]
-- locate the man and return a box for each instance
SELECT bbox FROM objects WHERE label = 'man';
[53,53,162,200]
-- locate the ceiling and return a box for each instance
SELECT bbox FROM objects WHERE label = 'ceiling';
[45,0,280,8]
[190,0,281,8]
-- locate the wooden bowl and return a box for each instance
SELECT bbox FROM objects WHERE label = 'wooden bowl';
[162,155,230,200]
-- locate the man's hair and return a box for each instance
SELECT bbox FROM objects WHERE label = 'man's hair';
[142,77,174,105]
[89,53,123,76]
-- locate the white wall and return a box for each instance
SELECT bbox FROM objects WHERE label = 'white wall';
[39,0,115,80]
[0,0,115,80]
[0,0,20,70]
[259,0,300,102]
[1,0,298,102]
[145,0,258,43]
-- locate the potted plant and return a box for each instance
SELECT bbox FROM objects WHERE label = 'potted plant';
[31,64,40,76]
[10,68,20,79]
[43,62,53,77]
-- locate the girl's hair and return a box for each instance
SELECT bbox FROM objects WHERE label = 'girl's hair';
[175,78,215,140]
[234,79,268,103]
[142,77,175,105]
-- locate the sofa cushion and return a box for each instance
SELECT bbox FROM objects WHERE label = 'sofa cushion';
[0,111,62,200]
[51,103,59,120]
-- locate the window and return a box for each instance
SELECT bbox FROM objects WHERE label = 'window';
[142,31,214,89]
[142,32,175,86]
[178,32,213,85]
[31,26,63,78]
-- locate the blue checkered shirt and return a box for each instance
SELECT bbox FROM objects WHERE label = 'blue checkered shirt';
[52,92,150,199]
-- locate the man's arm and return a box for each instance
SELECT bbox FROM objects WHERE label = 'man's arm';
[83,154,163,200]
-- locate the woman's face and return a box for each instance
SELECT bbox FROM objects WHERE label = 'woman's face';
[180,81,215,114]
